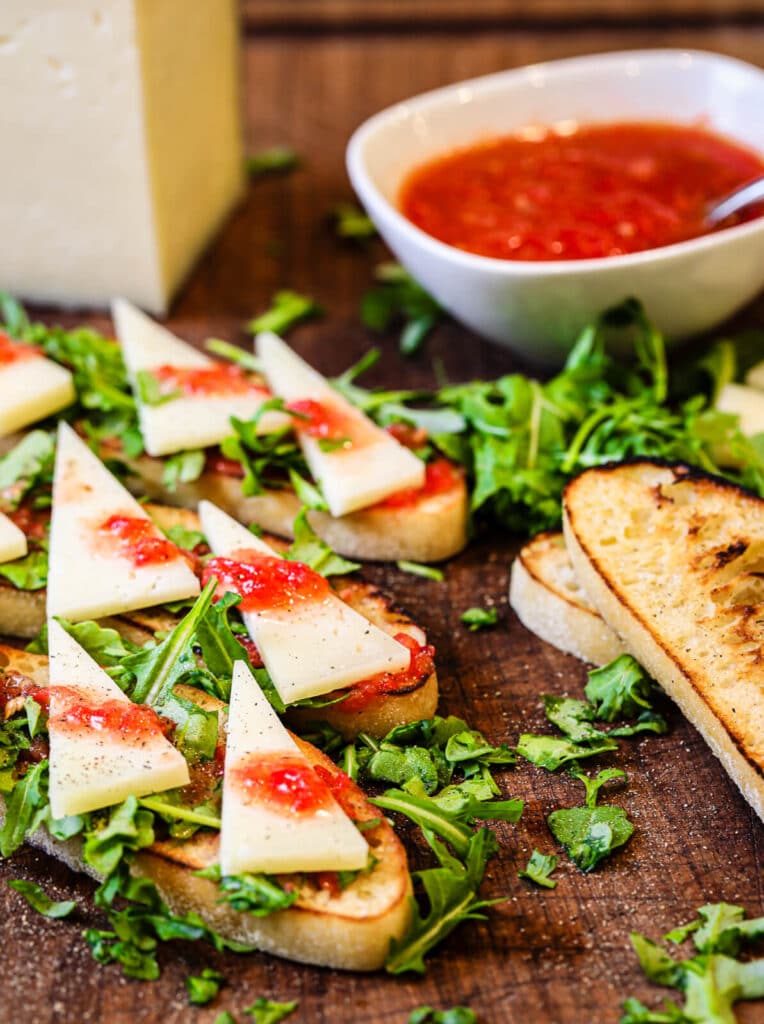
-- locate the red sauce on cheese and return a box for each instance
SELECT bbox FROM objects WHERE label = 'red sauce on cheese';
[48,686,170,741]
[202,551,330,612]
[152,363,268,398]
[0,332,41,365]
[379,459,461,509]
[97,514,181,567]
[287,398,377,449]
[230,752,333,815]
[339,633,435,712]
[400,121,764,261]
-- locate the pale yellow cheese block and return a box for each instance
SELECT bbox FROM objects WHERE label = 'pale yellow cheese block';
[199,500,410,702]
[0,511,27,565]
[0,0,244,312]
[220,661,369,875]
[46,620,189,818]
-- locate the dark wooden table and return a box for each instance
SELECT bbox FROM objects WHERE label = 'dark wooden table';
[1,5,763,1023]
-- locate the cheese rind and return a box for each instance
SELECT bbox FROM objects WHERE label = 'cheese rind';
[0,0,244,313]
[0,512,27,565]
[113,298,288,456]
[46,620,189,818]
[0,357,75,437]
[198,500,410,702]
[256,332,426,516]
[47,422,200,621]
[220,660,369,875]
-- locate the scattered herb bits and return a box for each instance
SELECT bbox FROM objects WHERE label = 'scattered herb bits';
[460,607,499,631]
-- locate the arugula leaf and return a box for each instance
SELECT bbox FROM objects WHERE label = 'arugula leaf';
[0,431,55,506]
[548,805,634,872]
[386,828,501,974]
[162,523,207,552]
[8,879,77,919]
[409,1008,477,1024]
[332,202,377,239]
[246,146,300,177]
[572,767,627,808]
[285,508,360,576]
[516,733,618,771]
[246,292,321,335]
[610,711,668,737]
[518,850,558,889]
[56,617,139,665]
[288,468,328,511]
[82,797,155,877]
[158,690,219,761]
[361,262,442,357]
[371,789,474,859]
[205,337,263,372]
[542,695,604,742]
[161,449,206,491]
[136,369,180,406]
[619,996,687,1023]
[0,549,48,590]
[186,968,225,1006]
[214,1014,237,1024]
[244,999,299,1024]
[585,655,657,722]
[460,607,499,631]
[397,560,445,581]
[195,592,254,693]
[196,864,297,916]
[0,760,49,856]
[138,795,221,834]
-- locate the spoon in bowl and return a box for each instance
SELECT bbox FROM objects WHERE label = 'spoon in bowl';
[706,175,764,226]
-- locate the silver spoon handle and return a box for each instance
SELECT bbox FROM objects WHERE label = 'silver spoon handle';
[707,176,764,225]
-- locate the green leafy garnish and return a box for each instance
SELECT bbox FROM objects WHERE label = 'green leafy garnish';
[397,560,444,581]
[0,549,48,591]
[518,850,558,889]
[409,1008,477,1024]
[196,865,297,916]
[332,202,377,239]
[285,507,360,576]
[244,998,299,1023]
[460,607,499,631]
[547,769,633,872]
[0,759,49,857]
[162,523,207,552]
[135,369,180,407]
[186,968,225,1006]
[361,262,443,357]
[517,733,618,771]
[205,337,262,372]
[161,449,206,491]
[8,879,77,919]
[288,467,328,511]
[246,146,300,177]
[0,430,55,510]
[246,291,321,336]
[585,655,657,722]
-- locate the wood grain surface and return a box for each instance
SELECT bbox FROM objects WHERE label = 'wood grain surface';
[1,12,763,1024]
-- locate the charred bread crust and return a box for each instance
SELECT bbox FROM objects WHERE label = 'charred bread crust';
[509,531,624,666]
[0,651,412,971]
[563,460,764,821]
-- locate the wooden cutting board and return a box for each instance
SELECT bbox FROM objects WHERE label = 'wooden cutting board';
[1,12,762,1023]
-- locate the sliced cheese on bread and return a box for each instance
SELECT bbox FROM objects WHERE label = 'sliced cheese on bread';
[509,531,624,666]
[0,339,75,438]
[47,422,200,621]
[0,511,27,564]
[46,619,189,818]
[199,499,410,702]
[563,460,764,823]
[112,298,288,457]
[716,382,764,438]
[220,660,369,875]
[256,331,425,516]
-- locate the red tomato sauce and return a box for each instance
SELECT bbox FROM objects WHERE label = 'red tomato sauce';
[8,503,49,542]
[0,332,41,365]
[230,752,333,815]
[49,686,171,741]
[202,551,330,613]
[339,632,435,712]
[287,398,377,449]
[379,459,461,509]
[152,363,268,398]
[400,121,764,261]
[97,514,181,567]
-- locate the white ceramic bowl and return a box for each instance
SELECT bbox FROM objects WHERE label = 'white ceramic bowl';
[347,50,764,364]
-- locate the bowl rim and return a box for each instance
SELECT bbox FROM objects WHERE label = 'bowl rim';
[346,47,764,278]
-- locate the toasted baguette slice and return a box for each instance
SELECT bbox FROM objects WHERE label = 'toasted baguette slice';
[0,646,412,971]
[509,531,624,665]
[563,460,764,823]
[121,451,468,563]
[0,504,437,738]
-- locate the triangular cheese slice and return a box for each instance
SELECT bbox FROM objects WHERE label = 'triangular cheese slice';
[46,620,189,818]
[220,660,368,875]
[0,334,75,438]
[198,500,410,702]
[112,298,288,456]
[256,331,425,516]
[0,511,27,564]
[47,422,200,621]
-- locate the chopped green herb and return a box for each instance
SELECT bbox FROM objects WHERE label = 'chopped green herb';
[285,507,360,576]
[409,1007,478,1024]
[332,202,377,239]
[246,291,321,336]
[195,865,297,916]
[0,549,48,591]
[397,560,444,581]
[288,468,328,511]
[0,431,55,511]
[205,337,262,372]
[518,850,558,889]
[8,879,77,919]
[214,1014,238,1024]
[162,523,207,552]
[161,449,206,491]
[136,369,180,406]
[460,607,499,631]
[541,695,604,743]
[547,770,633,872]
[186,968,225,1006]
[246,146,300,177]
[244,997,299,1023]
[516,733,618,771]
[585,655,657,722]
[361,262,443,357]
